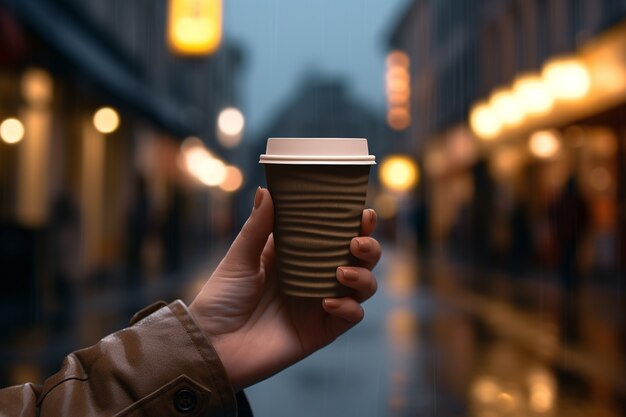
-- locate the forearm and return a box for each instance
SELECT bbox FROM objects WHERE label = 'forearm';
[0,301,237,417]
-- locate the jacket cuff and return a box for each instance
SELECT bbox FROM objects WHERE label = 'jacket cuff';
[123,299,238,416]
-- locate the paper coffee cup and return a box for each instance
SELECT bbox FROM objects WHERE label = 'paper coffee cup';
[260,138,376,298]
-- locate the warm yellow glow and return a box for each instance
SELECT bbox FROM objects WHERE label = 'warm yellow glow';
[21,68,53,107]
[490,146,522,179]
[513,75,554,115]
[542,58,590,100]
[219,165,244,192]
[0,118,25,144]
[386,50,409,68]
[388,90,410,105]
[471,377,499,403]
[527,369,555,413]
[168,0,222,56]
[217,107,244,148]
[386,66,410,94]
[469,102,501,139]
[387,107,411,130]
[93,107,120,134]
[183,143,226,186]
[489,88,523,125]
[379,155,419,192]
[529,130,561,159]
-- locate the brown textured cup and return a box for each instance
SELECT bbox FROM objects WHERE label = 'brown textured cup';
[260,138,375,298]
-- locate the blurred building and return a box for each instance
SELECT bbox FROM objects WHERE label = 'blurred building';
[0,0,244,384]
[246,74,390,223]
[390,0,626,272]
[389,1,626,415]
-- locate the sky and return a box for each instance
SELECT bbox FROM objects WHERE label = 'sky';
[224,0,410,137]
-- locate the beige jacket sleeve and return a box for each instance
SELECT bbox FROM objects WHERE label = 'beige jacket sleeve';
[0,300,237,417]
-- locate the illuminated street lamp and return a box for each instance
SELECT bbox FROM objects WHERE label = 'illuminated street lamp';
[93,107,120,134]
[0,118,25,144]
[379,155,419,193]
[167,0,222,56]
[216,107,244,148]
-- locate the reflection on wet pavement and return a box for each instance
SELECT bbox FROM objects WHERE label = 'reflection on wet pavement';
[246,241,625,417]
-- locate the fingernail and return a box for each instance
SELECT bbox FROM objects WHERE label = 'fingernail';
[356,239,371,252]
[368,209,377,226]
[338,267,358,282]
[324,298,340,308]
[254,187,264,209]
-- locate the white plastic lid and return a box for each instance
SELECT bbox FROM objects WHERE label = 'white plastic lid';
[259,138,376,165]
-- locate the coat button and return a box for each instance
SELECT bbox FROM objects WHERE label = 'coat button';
[174,389,197,413]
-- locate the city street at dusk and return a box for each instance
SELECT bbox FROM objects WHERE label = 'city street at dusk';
[1,1,626,416]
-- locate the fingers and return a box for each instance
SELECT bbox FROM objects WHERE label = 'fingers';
[222,188,274,270]
[360,209,377,236]
[337,266,377,303]
[322,297,364,324]
[349,237,381,270]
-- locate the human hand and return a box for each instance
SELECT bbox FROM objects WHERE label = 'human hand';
[189,187,380,391]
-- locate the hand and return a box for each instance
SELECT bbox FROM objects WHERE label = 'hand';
[189,187,381,391]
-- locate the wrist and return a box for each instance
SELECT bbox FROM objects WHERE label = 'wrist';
[187,303,241,390]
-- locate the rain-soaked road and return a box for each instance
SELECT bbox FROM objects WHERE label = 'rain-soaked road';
[245,241,625,417]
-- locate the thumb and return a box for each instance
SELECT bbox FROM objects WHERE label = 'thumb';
[222,187,274,270]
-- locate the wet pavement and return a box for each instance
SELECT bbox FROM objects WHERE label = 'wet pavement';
[245,241,626,417]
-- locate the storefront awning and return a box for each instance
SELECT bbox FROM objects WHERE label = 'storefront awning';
[5,0,192,138]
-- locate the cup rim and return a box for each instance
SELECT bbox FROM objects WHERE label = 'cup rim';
[259,137,376,165]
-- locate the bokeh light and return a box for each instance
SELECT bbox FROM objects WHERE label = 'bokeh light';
[168,0,222,55]
[469,102,501,139]
[387,107,411,131]
[217,107,245,148]
[542,58,590,100]
[513,75,554,116]
[0,118,25,144]
[489,88,523,126]
[21,68,53,107]
[379,155,419,192]
[386,50,409,68]
[219,165,244,192]
[528,130,561,159]
[93,107,120,134]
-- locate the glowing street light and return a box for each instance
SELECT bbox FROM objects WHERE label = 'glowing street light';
[167,0,222,56]
[469,102,501,139]
[489,88,523,126]
[93,107,120,134]
[0,118,25,144]
[219,165,244,192]
[542,58,590,100]
[21,68,53,107]
[513,75,554,116]
[216,107,244,148]
[529,130,561,159]
[379,155,419,193]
